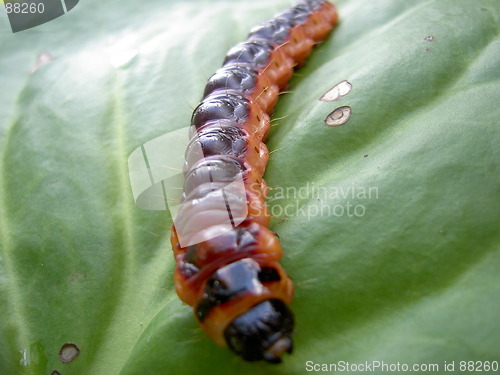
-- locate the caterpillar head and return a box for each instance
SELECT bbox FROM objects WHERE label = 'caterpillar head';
[224,299,294,363]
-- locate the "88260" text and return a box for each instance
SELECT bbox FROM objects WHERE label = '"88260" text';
[5,2,45,14]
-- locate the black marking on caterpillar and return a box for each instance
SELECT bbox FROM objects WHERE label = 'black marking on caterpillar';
[170,0,338,364]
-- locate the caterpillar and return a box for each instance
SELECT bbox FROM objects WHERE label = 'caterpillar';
[170,0,338,363]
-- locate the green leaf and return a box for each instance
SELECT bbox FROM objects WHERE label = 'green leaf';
[1,0,499,374]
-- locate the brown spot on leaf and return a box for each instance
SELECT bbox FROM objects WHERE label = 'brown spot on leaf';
[320,80,352,102]
[69,272,87,282]
[30,53,54,74]
[325,106,352,127]
[59,343,80,363]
